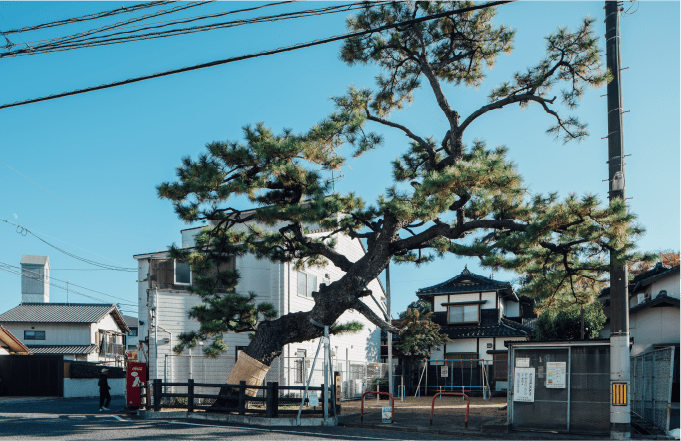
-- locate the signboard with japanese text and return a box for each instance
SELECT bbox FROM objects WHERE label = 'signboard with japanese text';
[546,362,566,388]
[441,365,449,377]
[516,358,530,367]
[382,407,392,423]
[513,368,535,402]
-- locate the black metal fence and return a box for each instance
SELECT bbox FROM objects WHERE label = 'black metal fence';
[150,379,336,417]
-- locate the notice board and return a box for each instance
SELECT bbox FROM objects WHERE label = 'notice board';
[513,368,535,402]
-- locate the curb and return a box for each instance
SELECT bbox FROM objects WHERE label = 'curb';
[138,409,337,427]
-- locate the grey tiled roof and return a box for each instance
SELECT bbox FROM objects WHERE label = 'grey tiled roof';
[444,322,528,339]
[26,344,98,355]
[0,303,128,332]
[122,315,138,328]
[20,255,49,266]
[417,266,515,298]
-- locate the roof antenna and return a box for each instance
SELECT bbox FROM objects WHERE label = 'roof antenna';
[66,280,70,304]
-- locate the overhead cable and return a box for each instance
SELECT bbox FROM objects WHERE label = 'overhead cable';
[0,218,137,272]
[0,160,145,250]
[0,261,136,303]
[9,0,301,58]
[0,0,516,110]
[0,1,173,35]
[0,265,134,305]
[2,1,381,58]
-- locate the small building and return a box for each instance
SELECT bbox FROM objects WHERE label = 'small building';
[598,263,680,356]
[415,266,535,393]
[123,315,139,359]
[0,303,129,365]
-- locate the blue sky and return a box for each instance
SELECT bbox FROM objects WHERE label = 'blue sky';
[0,1,678,319]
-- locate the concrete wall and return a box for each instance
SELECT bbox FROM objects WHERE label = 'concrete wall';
[63,378,125,398]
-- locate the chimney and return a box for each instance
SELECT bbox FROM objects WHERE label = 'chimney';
[20,255,50,303]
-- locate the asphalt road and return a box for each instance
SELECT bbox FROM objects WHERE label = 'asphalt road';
[0,397,465,440]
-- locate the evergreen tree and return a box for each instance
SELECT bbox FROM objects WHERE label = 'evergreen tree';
[531,301,606,341]
[394,307,450,391]
[158,2,646,386]
[398,300,432,319]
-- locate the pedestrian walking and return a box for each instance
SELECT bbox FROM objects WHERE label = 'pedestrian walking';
[98,368,111,411]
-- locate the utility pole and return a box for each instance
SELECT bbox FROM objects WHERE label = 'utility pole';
[386,262,393,398]
[605,1,630,438]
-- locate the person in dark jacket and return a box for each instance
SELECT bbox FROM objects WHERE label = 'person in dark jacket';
[98,368,111,411]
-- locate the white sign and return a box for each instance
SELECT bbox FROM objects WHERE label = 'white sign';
[307,392,319,407]
[382,407,392,423]
[513,368,535,402]
[546,362,567,388]
[441,365,449,377]
[516,358,530,367]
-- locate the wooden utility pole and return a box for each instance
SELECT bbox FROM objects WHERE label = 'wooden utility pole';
[605,1,630,438]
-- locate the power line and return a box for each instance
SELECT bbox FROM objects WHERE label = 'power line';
[0,261,136,304]
[0,1,173,35]
[0,217,137,272]
[2,1,380,58]
[0,0,515,110]
[0,160,145,250]
[0,265,135,305]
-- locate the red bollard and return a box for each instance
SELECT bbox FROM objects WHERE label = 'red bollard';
[430,392,469,428]
[360,391,395,424]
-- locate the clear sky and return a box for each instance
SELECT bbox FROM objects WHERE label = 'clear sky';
[0,1,678,320]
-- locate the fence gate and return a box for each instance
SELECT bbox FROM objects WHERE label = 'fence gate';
[508,341,610,435]
[631,346,677,432]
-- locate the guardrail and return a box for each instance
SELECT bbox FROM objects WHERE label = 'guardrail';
[430,392,469,428]
[360,391,394,423]
[150,379,334,418]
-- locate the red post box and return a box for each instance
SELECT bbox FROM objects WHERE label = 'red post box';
[126,362,147,408]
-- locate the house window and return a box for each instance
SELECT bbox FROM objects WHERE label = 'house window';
[297,272,317,298]
[174,260,192,285]
[448,304,479,324]
[128,329,138,337]
[24,330,45,340]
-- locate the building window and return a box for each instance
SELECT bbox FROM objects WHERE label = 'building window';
[24,330,45,340]
[297,272,317,298]
[174,260,192,285]
[128,329,138,337]
[448,304,479,324]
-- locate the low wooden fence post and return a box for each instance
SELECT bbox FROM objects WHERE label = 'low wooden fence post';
[187,379,194,413]
[266,382,274,418]
[272,382,279,418]
[153,379,161,412]
[238,381,246,415]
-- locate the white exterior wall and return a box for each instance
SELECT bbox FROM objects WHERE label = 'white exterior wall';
[480,292,496,309]
[433,295,448,312]
[63,378,125,398]
[630,307,680,357]
[0,323,90,346]
[478,338,495,362]
[0,346,9,355]
[505,300,519,317]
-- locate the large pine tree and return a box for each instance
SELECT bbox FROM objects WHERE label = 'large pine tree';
[158,2,644,388]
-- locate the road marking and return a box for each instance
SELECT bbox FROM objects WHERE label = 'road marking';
[170,421,387,440]
[111,415,125,422]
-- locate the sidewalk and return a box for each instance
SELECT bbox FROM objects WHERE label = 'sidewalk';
[338,408,673,440]
[0,396,62,404]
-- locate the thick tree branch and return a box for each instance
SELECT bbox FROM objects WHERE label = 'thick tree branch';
[365,111,436,165]
[459,94,557,134]
[285,224,354,272]
[352,297,403,334]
